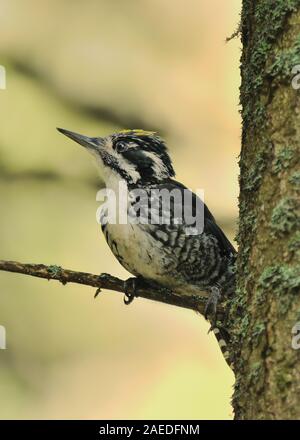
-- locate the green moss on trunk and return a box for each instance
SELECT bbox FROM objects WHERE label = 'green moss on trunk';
[229,0,300,420]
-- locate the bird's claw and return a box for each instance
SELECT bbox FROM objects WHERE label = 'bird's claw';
[207,325,214,334]
[204,286,221,328]
[123,277,139,305]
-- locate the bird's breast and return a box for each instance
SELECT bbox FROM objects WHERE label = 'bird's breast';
[102,221,170,281]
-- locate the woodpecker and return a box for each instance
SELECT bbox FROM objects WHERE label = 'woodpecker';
[57,128,236,361]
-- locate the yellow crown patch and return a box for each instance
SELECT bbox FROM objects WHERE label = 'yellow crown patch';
[120,129,157,137]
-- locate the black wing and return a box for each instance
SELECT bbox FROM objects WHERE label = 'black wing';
[155,179,236,259]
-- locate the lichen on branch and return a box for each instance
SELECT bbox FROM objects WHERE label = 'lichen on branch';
[0,259,217,316]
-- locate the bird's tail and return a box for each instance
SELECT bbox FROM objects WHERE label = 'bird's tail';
[212,326,232,368]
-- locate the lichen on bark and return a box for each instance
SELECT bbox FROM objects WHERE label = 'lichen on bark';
[228,0,300,419]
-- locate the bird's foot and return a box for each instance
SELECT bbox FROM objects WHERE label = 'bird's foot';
[204,286,221,329]
[123,277,173,305]
[123,277,143,305]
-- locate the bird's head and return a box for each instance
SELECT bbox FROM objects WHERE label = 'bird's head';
[57,128,175,185]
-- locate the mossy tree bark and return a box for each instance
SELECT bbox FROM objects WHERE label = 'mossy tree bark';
[0,0,299,421]
[228,0,300,419]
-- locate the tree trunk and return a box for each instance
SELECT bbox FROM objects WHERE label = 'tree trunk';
[228,0,300,419]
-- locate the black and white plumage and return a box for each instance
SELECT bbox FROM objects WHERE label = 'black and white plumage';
[57,128,236,361]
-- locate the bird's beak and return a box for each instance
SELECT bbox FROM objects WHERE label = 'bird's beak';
[57,127,102,151]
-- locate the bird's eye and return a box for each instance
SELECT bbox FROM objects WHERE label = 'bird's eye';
[115,141,128,153]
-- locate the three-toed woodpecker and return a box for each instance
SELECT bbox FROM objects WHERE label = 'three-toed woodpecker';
[58,128,236,361]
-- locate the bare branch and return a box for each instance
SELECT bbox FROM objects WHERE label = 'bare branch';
[0,260,219,315]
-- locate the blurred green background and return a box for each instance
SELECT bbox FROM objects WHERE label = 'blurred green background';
[0,0,241,419]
